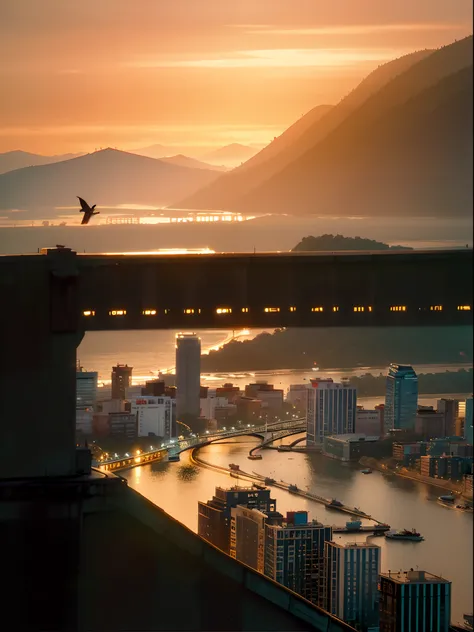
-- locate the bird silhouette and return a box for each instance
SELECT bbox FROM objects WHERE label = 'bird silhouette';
[77,196,100,225]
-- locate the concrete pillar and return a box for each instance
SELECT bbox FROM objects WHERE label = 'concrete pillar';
[0,248,82,478]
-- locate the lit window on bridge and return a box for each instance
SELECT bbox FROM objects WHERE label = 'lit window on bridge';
[311,307,323,312]
[390,306,407,312]
[332,306,339,312]
[430,305,443,311]
[264,307,280,313]
[109,310,127,316]
[164,309,171,314]
[241,307,249,313]
[184,308,201,315]
[216,308,232,314]
[83,310,96,317]
[289,306,297,312]
[457,305,471,311]
[353,306,372,313]
[142,309,157,316]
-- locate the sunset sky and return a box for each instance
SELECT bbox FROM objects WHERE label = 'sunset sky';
[1,0,472,154]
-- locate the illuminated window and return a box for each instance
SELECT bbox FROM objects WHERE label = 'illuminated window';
[216,307,232,315]
[311,307,323,312]
[430,305,443,311]
[241,307,249,313]
[109,310,126,316]
[164,309,171,314]
[184,308,201,315]
[457,305,471,311]
[289,306,297,312]
[264,307,280,313]
[83,310,96,317]
[390,306,407,312]
[332,306,339,312]
[368,306,372,313]
[142,309,157,316]
[353,306,364,312]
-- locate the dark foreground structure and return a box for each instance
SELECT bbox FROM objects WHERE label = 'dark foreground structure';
[0,247,471,630]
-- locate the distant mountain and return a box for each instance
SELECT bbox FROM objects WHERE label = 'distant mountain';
[0,148,220,211]
[133,144,177,159]
[177,49,433,210]
[236,37,473,217]
[0,150,82,175]
[292,234,412,251]
[200,143,262,167]
[160,155,228,172]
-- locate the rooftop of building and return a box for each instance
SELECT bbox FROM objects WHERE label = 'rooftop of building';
[381,569,451,584]
[327,540,381,550]
[388,364,417,378]
[326,434,380,443]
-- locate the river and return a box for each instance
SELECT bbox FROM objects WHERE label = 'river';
[123,435,473,623]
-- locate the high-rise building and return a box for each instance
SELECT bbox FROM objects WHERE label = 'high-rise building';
[198,486,276,555]
[324,540,381,631]
[306,378,356,446]
[437,398,460,437]
[230,505,283,573]
[76,368,98,435]
[76,368,98,408]
[415,407,446,440]
[129,396,173,440]
[385,364,418,432]
[356,407,384,436]
[379,569,451,632]
[111,364,133,400]
[464,397,473,444]
[264,511,332,606]
[175,333,201,419]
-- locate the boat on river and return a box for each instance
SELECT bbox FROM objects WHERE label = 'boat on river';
[361,468,373,474]
[385,528,424,542]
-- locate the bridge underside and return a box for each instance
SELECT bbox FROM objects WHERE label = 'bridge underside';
[74,250,472,329]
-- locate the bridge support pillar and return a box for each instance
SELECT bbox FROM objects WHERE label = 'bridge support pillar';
[0,247,83,479]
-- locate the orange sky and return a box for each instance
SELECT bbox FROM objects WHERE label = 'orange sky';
[0,0,472,154]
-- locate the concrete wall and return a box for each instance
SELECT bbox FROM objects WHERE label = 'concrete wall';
[0,471,356,631]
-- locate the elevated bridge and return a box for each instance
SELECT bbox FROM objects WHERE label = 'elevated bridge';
[0,246,471,480]
[97,419,306,473]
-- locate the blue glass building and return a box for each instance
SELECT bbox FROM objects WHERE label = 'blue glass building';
[324,540,381,631]
[379,570,451,632]
[385,364,418,431]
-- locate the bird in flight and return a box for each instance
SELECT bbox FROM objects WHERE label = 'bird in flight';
[77,197,100,225]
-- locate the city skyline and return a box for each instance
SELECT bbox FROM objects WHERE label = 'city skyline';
[1,1,472,153]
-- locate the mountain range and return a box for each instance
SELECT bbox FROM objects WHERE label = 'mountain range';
[178,37,473,217]
[0,148,220,211]
[133,142,261,167]
[0,150,82,175]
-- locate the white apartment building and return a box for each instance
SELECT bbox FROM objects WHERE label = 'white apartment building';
[129,396,173,440]
[307,378,357,446]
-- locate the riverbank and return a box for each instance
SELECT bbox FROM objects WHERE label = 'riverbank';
[359,456,466,494]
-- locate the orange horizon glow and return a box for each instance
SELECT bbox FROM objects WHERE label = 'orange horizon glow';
[0,1,472,154]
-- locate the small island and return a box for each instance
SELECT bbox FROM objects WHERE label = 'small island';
[292,234,412,252]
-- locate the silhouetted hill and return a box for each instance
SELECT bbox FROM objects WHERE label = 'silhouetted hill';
[0,150,82,175]
[292,234,412,251]
[161,155,228,172]
[200,144,261,167]
[177,49,433,210]
[201,327,473,373]
[0,148,220,210]
[239,55,473,217]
